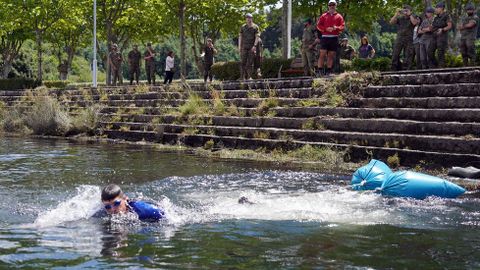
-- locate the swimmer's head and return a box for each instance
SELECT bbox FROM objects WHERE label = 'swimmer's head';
[101,184,129,214]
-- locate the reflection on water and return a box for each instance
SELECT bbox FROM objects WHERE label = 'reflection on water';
[0,137,480,269]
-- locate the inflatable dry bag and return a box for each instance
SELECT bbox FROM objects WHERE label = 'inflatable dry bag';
[351,159,392,190]
[380,171,465,200]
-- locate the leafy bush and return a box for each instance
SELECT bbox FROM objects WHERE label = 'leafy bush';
[0,78,42,90]
[43,80,70,89]
[445,53,463,68]
[24,95,71,136]
[351,57,391,72]
[212,58,293,81]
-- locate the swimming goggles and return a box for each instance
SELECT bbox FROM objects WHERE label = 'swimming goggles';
[104,200,122,210]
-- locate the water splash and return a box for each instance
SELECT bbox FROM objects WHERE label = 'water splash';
[34,185,102,228]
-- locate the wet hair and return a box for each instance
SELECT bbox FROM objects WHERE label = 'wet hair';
[168,51,174,57]
[101,184,123,201]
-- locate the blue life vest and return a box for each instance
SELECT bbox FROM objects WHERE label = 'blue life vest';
[380,171,466,200]
[128,200,166,221]
[351,159,392,190]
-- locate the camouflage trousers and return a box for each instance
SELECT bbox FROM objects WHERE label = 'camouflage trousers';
[460,38,476,66]
[391,35,414,71]
[301,48,316,76]
[145,61,156,84]
[427,33,448,68]
[241,49,255,80]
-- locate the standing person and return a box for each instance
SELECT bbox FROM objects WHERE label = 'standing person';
[418,7,435,69]
[203,38,217,83]
[253,38,263,78]
[316,0,345,76]
[144,43,156,85]
[390,5,417,70]
[239,13,260,80]
[412,15,423,69]
[339,38,355,60]
[301,18,318,76]
[108,43,123,86]
[458,3,479,66]
[127,44,141,85]
[428,2,452,68]
[358,36,376,59]
[164,51,175,85]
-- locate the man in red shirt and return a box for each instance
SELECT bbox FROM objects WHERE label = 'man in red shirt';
[316,0,345,76]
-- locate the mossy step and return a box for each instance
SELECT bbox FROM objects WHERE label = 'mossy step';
[381,66,480,75]
[5,97,326,109]
[102,129,480,167]
[364,83,480,98]
[100,113,480,137]
[382,70,480,85]
[100,121,480,155]
[350,97,480,109]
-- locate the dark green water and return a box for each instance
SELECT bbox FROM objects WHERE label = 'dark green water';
[0,137,479,269]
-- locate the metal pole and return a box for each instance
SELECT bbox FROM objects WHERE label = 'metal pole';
[287,0,292,58]
[92,0,97,87]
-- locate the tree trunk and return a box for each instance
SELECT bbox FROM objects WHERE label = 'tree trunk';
[1,61,12,79]
[35,29,43,81]
[179,0,186,81]
[0,37,23,79]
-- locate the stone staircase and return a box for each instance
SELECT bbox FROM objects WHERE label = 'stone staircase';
[1,67,480,167]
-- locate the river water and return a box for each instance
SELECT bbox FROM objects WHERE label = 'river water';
[0,137,479,269]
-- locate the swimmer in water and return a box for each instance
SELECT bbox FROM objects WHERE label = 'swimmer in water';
[238,196,255,205]
[100,184,165,221]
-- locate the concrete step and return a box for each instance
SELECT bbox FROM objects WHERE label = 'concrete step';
[100,121,480,155]
[350,97,480,109]
[364,83,480,98]
[100,114,480,137]
[5,97,326,109]
[381,66,480,75]
[266,107,480,122]
[101,129,480,167]
[382,70,480,85]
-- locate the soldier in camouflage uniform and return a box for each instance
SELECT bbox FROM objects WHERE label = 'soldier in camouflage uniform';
[128,44,141,85]
[390,5,418,71]
[418,7,435,69]
[144,43,156,85]
[108,44,123,86]
[302,18,318,76]
[428,2,452,68]
[253,38,263,78]
[458,3,479,66]
[239,13,260,80]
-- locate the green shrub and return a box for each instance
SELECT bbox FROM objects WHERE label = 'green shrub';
[211,61,241,81]
[260,58,292,78]
[24,95,71,136]
[43,80,70,89]
[212,58,293,81]
[351,57,390,72]
[1,108,28,133]
[70,105,104,135]
[0,78,41,90]
[445,53,463,68]
[179,94,208,116]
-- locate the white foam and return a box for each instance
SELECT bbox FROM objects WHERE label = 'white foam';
[34,185,102,228]
[184,188,401,225]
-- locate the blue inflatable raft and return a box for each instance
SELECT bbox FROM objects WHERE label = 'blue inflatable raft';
[351,159,392,191]
[379,171,465,200]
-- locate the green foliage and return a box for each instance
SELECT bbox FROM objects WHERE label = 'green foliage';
[204,139,215,150]
[387,153,401,168]
[211,62,241,81]
[24,95,71,136]
[445,53,463,68]
[0,78,41,90]
[351,57,391,72]
[70,105,104,135]
[261,58,292,78]
[43,80,70,89]
[287,145,345,164]
[179,94,208,116]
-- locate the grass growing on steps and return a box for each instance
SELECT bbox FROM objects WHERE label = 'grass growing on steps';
[313,71,380,107]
